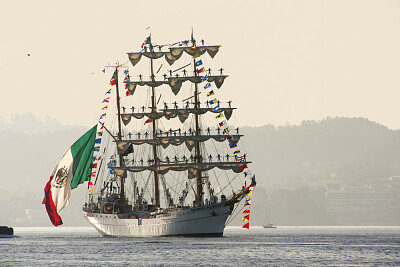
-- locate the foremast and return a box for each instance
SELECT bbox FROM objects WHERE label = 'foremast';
[112,65,126,205]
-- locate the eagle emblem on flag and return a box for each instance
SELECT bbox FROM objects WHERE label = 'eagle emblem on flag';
[52,166,68,188]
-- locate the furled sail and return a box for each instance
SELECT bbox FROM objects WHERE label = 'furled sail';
[127,46,219,68]
[168,75,227,95]
[126,75,228,96]
[120,107,234,125]
[127,51,178,67]
[169,46,220,59]
[111,160,250,176]
[116,134,242,151]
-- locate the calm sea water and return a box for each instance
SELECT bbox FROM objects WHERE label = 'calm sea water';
[1,226,399,266]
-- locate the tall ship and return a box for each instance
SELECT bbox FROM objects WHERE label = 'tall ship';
[78,34,256,237]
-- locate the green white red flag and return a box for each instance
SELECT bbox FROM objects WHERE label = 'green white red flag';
[141,36,151,48]
[42,125,97,226]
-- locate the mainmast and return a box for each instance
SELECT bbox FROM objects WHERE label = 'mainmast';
[149,40,160,208]
[191,33,203,204]
[114,65,125,205]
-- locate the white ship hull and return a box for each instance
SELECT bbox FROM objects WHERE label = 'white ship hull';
[83,204,232,237]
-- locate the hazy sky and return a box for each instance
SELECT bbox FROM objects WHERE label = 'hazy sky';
[1,0,399,129]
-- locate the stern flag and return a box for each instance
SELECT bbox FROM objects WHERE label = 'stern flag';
[43,125,97,226]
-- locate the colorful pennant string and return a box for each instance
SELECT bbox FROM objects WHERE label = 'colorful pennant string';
[88,74,116,197]
[123,69,130,96]
[193,45,257,229]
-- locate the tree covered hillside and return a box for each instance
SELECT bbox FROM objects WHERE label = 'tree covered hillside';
[242,117,400,188]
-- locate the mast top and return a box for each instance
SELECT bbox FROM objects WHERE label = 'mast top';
[104,62,129,69]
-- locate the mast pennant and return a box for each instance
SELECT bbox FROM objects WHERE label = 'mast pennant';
[42,125,98,226]
[110,69,117,85]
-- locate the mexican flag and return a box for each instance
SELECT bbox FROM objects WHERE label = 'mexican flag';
[141,35,151,48]
[42,125,97,226]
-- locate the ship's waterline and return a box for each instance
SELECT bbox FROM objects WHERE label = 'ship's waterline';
[83,204,231,237]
